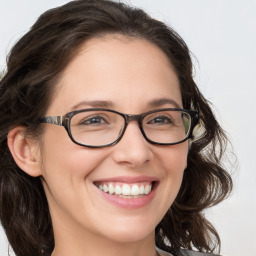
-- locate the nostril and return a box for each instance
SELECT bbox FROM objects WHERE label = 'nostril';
[111,138,151,167]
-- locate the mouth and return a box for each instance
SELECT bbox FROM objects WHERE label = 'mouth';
[93,177,158,208]
[94,181,156,198]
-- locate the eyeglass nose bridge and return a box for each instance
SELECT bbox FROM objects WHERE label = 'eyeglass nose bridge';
[119,113,147,142]
[125,114,143,123]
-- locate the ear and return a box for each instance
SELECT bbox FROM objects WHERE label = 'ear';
[7,126,42,177]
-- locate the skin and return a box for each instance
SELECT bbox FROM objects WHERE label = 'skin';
[9,35,189,256]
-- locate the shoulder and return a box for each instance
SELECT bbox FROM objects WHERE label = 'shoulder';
[156,247,221,256]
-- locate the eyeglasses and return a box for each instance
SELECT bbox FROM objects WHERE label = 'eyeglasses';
[40,108,199,148]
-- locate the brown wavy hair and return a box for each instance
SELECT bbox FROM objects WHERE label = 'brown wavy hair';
[0,1,232,255]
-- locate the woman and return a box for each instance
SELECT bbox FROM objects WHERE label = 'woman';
[0,1,232,256]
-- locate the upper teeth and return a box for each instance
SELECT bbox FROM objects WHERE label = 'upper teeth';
[97,183,152,196]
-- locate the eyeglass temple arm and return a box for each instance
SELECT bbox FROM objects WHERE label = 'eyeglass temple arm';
[189,111,199,139]
[193,111,199,126]
[40,116,63,126]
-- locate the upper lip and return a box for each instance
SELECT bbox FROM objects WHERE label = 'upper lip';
[93,175,158,184]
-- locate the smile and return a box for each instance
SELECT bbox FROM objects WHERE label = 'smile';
[93,176,158,209]
[95,182,153,198]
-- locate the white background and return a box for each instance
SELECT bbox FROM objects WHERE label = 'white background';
[0,1,255,256]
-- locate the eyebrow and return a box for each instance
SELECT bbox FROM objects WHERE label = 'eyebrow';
[148,98,181,108]
[70,100,114,110]
[70,98,181,111]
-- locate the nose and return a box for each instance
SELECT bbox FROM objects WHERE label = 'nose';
[111,122,152,168]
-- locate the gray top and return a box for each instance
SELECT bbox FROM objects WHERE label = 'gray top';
[156,247,220,256]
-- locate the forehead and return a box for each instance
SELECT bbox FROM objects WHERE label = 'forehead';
[49,35,181,114]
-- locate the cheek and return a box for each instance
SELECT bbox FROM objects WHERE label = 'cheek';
[156,142,188,174]
[154,143,188,207]
[39,128,112,219]
[40,127,109,182]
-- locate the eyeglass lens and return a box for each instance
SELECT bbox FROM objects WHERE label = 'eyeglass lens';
[70,110,191,146]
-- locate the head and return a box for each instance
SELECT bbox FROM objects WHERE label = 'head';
[0,1,232,256]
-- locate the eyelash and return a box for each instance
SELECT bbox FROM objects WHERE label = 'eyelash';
[80,115,108,125]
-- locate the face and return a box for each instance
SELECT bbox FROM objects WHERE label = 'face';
[39,35,188,245]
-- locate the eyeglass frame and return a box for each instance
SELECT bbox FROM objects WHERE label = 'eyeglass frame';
[40,108,199,148]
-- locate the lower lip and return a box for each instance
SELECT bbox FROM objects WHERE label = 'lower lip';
[97,184,157,209]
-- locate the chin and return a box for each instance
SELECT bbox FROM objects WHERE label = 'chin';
[105,228,154,243]
[97,216,157,243]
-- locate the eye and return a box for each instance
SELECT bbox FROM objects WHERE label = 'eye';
[80,115,108,125]
[147,115,173,125]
